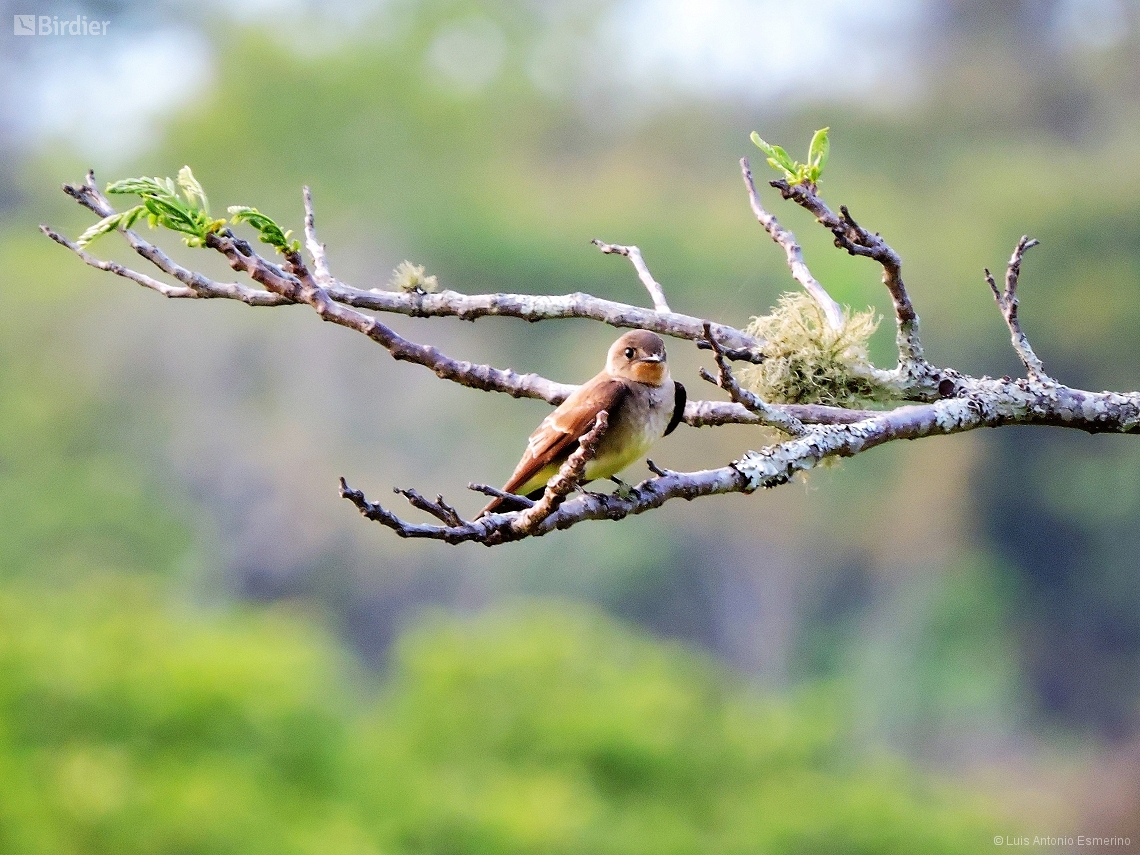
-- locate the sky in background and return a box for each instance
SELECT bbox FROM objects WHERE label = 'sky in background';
[10,0,1130,162]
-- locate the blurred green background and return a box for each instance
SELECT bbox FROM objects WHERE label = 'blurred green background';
[4,0,1140,851]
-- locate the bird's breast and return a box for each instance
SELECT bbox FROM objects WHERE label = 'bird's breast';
[585,380,674,481]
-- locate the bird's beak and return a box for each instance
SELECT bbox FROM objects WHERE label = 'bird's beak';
[638,355,663,364]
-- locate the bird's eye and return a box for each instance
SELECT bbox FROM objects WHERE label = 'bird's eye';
[624,347,636,359]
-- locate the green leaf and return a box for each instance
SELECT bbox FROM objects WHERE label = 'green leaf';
[76,205,147,247]
[227,206,297,255]
[750,131,777,159]
[106,177,169,198]
[103,171,224,246]
[751,132,802,179]
[176,165,209,214]
[769,145,796,172]
[808,127,830,174]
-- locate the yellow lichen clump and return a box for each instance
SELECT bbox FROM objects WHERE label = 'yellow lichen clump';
[739,292,883,407]
[389,260,439,293]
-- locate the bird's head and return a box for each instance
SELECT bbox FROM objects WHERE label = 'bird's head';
[606,330,670,386]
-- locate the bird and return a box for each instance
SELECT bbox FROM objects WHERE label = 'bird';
[478,329,686,517]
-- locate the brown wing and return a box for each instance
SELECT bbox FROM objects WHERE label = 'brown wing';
[480,376,627,516]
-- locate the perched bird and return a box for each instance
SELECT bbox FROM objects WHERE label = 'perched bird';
[479,330,686,517]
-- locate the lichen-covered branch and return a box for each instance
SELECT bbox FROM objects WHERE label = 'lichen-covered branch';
[341,378,1140,544]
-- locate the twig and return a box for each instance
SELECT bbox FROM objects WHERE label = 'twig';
[340,412,610,545]
[740,158,844,332]
[303,186,333,286]
[394,488,464,527]
[201,231,578,403]
[340,477,497,544]
[698,322,807,435]
[41,226,197,298]
[592,239,671,313]
[467,483,535,508]
[986,236,1049,382]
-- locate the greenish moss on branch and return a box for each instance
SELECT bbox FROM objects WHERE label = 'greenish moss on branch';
[739,292,887,407]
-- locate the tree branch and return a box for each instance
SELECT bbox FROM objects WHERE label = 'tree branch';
[986,236,1049,383]
[591,239,671,313]
[740,158,844,332]
[697,321,806,435]
[302,185,333,287]
[341,412,610,545]
[771,178,934,391]
[45,157,1140,548]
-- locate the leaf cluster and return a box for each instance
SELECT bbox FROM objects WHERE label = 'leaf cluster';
[226,206,301,255]
[751,127,830,186]
[76,167,299,256]
[78,167,226,248]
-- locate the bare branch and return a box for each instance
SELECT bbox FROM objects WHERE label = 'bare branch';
[592,239,671,313]
[204,230,579,403]
[41,224,290,306]
[467,483,535,508]
[41,226,197,298]
[986,236,1049,382]
[340,412,610,545]
[326,284,760,360]
[394,488,463,527]
[740,158,844,332]
[698,322,807,435]
[340,477,493,544]
[302,186,333,287]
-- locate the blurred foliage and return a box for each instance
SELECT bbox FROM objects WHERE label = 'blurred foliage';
[0,581,1002,854]
[0,230,192,581]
